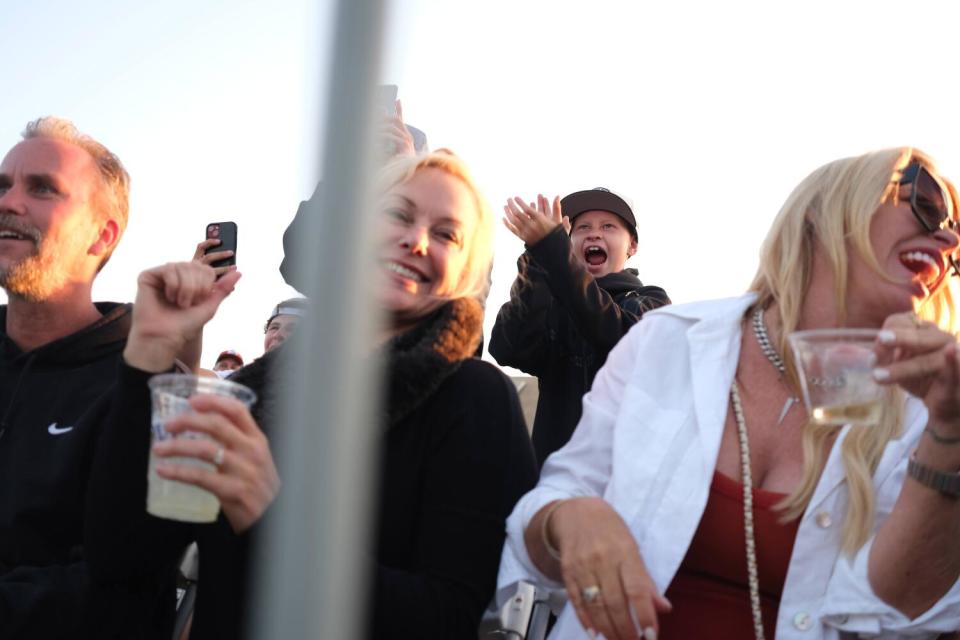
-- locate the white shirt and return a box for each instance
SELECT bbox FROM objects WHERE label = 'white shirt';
[498,294,960,639]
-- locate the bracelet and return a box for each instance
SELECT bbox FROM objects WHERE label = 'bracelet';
[540,500,565,561]
[907,450,960,498]
[924,425,960,446]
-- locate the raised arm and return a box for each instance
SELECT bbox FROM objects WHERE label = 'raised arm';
[503,194,669,353]
[175,239,238,373]
[488,252,555,375]
[868,313,960,618]
[87,262,275,588]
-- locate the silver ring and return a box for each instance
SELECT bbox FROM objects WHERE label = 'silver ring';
[581,585,601,604]
[213,447,225,468]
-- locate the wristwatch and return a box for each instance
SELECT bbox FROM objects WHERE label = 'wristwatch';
[908,451,960,498]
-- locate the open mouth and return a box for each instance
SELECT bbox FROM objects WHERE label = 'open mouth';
[899,250,943,286]
[584,245,607,266]
[0,229,34,242]
[385,260,428,283]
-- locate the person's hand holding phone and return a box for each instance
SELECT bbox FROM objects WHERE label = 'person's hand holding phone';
[193,239,235,277]
[381,99,416,158]
[198,222,238,279]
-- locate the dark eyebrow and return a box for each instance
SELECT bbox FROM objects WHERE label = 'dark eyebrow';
[25,174,63,193]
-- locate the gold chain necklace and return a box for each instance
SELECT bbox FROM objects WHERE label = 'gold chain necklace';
[730,381,766,640]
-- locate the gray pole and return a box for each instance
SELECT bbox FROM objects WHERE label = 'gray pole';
[251,0,386,636]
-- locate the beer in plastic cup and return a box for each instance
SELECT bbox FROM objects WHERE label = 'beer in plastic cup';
[147,373,257,522]
[787,329,884,427]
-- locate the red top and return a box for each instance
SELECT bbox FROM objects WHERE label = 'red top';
[659,471,801,639]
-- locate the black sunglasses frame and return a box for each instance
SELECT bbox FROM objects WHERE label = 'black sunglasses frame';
[897,163,960,278]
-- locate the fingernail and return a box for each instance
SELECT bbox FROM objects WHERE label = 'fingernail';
[878,330,896,344]
[643,627,657,640]
[873,368,890,381]
[586,630,597,639]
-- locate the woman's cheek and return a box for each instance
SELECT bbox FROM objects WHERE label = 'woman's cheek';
[438,252,469,296]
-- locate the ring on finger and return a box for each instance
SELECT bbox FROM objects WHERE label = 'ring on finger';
[581,584,601,604]
[213,446,225,468]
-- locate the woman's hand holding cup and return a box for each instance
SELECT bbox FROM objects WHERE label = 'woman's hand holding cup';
[152,393,279,533]
[874,312,960,432]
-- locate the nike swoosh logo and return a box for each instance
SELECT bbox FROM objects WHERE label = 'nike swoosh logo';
[47,423,74,435]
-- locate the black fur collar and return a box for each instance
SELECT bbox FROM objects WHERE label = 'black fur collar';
[386,297,483,426]
[228,297,484,432]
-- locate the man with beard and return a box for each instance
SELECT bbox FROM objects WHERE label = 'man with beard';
[490,188,671,465]
[0,117,172,638]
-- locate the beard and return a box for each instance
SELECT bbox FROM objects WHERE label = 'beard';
[0,239,71,302]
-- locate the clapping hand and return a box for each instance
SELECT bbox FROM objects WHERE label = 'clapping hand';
[503,194,570,246]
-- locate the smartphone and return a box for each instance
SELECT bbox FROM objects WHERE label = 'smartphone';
[205,222,237,270]
[377,84,398,118]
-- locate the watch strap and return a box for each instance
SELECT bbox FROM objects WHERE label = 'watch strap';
[908,451,960,498]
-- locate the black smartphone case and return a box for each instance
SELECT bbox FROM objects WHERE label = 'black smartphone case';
[205,222,237,269]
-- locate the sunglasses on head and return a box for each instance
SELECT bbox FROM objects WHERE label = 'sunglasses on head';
[897,162,960,277]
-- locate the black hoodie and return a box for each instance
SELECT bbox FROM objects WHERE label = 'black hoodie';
[0,303,173,639]
[489,226,670,465]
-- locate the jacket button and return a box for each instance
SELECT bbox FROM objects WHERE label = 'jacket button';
[815,511,832,528]
[793,612,812,631]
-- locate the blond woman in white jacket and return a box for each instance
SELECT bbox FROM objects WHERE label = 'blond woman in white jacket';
[499,148,960,640]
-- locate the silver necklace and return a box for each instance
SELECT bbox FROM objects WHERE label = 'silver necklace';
[751,307,798,425]
[730,382,766,640]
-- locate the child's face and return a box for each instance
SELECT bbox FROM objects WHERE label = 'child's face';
[569,210,638,277]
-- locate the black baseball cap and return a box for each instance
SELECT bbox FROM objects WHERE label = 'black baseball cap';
[561,188,637,240]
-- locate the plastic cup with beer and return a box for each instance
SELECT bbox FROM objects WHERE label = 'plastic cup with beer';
[787,329,885,427]
[147,373,257,522]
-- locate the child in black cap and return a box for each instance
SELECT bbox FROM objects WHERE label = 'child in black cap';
[490,188,670,465]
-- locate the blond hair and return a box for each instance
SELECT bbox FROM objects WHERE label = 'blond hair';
[22,117,130,269]
[748,147,957,553]
[376,150,494,303]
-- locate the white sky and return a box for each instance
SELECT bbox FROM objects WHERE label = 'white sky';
[3,0,959,368]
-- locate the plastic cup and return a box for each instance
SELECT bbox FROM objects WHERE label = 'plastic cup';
[147,373,257,522]
[787,329,884,427]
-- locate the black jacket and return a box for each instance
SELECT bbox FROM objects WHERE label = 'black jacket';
[85,358,265,640]
[86,298,537,639]
[489,227,670,465]
[370,298,537,638]
[0,303,173,639]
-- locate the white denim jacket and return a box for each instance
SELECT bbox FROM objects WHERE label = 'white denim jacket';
[498,294,960,639]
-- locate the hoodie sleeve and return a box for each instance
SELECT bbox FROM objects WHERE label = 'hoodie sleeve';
[84,362,192,585]
[488,252,556,376]
[526,226,669,354]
